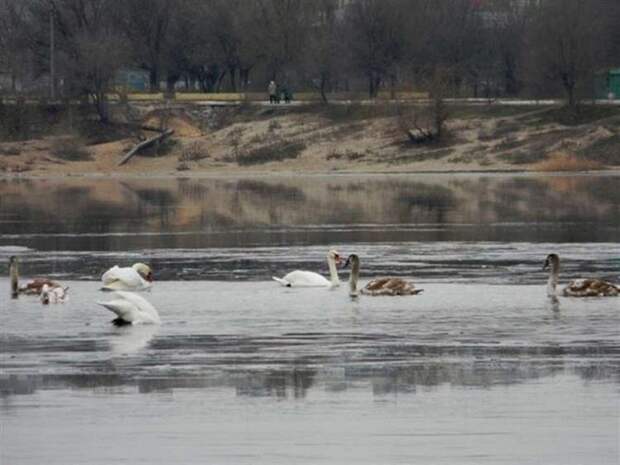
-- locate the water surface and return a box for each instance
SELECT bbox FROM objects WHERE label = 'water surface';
[1,173,619,464]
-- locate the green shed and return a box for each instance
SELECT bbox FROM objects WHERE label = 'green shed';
[596,68,620,100]
[610,69,620,99]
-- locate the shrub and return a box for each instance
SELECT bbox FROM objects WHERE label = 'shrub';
[233,140,306,165]
[326,149,366,161]
[268,119,282,131]
[179,142,208,162]
[140,137,178,157]
[50,137,92,161]
[532,152,604,172]
[581,134,620,165]
[0,146,21,156]
[499,149,543,165]
[496,135,525,152]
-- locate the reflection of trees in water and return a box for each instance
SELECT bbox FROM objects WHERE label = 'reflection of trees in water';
[235,180,306,202]
[2,175,620,248]
[396,184,456,224]
[178,179,209,202]
[235,367,317,399]
[2,356,617,400]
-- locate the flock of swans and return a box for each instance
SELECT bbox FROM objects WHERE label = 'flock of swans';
[8,250,619,326]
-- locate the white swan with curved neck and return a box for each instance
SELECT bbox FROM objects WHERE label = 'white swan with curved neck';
[344,254,424,297]
[101,263,153,291]
[273,250,342,287]
[543,254,619,297]
[97,291,161,325]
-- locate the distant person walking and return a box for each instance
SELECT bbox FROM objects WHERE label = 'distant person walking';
[268,80,278,104]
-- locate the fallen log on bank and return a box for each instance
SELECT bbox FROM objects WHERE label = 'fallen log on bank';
[117,128,174,166]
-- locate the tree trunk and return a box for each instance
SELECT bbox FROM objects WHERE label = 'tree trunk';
[240,67,252,90]
[166,74,178,92]
[149,68,160,92]
[320,74,328,104]
[118,129,174,166]
[368,72,381,98]
[92,91,109,123]
[565,83,575,108]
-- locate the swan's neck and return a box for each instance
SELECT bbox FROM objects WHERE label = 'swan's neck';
[327,257,340,287]
[547,265,559,297]
[10,261,19,299]
[349,261,359,297]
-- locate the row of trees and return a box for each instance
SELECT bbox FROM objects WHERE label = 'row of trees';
[1,0,619,119]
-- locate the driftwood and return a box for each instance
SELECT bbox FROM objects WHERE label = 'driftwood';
[117,128,174,166]
[407,127,436,144]
[106,121,165,133]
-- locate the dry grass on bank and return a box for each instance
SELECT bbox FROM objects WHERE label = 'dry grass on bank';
[532,152,604,172]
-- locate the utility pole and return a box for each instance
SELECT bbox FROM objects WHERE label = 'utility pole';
[50,7,55,100]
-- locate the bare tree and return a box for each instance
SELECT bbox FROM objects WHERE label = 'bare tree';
[36,0,129,122]
[254,0,313,83]
[122,0,174,92]
[527,0,607,108]
[0,1,33,93]
[199,0,262,92]
[303,0,344,103]
[2,0,619,103]
[344,0,405,98]
[398,66,451,143]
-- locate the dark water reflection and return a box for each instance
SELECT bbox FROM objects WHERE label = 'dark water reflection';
[1,174,619,251]
[2,359,617,400]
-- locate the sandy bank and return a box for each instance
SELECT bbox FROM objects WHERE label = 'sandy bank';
[1,104,618,176]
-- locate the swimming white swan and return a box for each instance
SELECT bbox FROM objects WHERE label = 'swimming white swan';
[97,291,161,325]
[101,263,153,291]
[543,253,619,297]
[9,256,67,300]
[344,254,424,297]
[272,250,342,287]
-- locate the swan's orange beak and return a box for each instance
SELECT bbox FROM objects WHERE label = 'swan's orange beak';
[146,272,154,282]
[335,254,343,266]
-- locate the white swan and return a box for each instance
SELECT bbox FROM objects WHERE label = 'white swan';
[40,283,69,304]
[9,256,67,299]
[97,291,161,325]
[344,254,424,297]
[101,263,153,291]
[273,250,342,287]
[543,254,619,297]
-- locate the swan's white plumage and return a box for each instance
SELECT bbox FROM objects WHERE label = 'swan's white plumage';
[97,291,160,325]
[40,284,68,304]
[273,270,332,287]
[273,250,342,288]
[101,265,151,291]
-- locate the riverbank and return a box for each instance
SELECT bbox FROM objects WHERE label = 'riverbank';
[1,102,619,175]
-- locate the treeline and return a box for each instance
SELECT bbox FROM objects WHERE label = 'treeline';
[1,0,619,116]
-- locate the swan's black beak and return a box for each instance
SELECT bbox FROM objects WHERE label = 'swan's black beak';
[542,260,549,271]
[342,256,351,269]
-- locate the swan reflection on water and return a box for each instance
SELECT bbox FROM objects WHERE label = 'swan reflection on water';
[546,295,561,313]
[108,324,159,355]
